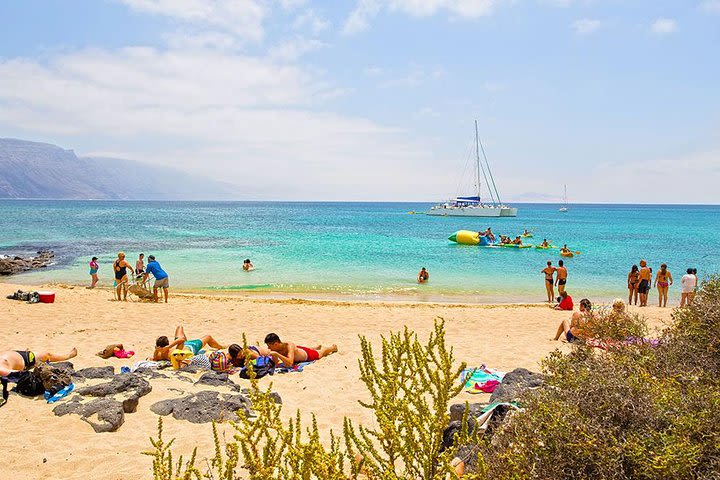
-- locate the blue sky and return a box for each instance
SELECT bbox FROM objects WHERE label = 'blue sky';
[0,0,718,202]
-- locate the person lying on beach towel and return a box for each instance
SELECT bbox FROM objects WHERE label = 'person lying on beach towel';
[152,325,225,362]
[0,348,77,376]
[264,333,337,365]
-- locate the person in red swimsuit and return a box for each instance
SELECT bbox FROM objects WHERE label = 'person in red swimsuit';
[264,333,338,365]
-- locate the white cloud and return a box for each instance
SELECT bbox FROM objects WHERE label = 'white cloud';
[0,47,443,199]
[343,0,496,35]
[572,18,601,35]
[118,0,266,41]
[278,0,308,10]
[363,66,384,76]
[343,0,382,35]
[381,66,446,87]
[651,18,677,34]
[292,10,331,35]
[268,37,327,61]
[700,0,720,13]
[163,32,238,50]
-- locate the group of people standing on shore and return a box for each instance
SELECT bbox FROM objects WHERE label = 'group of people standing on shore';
[627,260,698,308]
[88,252,170,303]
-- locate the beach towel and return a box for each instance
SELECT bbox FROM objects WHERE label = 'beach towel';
[462,367,505,394]
[45,383,74,403]
[275,360,314,374]
[113,349,134,359]
[128,360,170,372]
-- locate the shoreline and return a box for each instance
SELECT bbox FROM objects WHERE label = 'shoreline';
[0,279,641,307]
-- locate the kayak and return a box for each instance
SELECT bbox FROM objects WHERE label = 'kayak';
[560,251,575,257]
[521,234,533,238]
[498,243,533,249]
[535,245,555,250]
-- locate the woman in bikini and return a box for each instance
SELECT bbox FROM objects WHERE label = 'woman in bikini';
[627,264,640,305]
[114,252,134,301]
[654,263,673,307]
[541,261,556,303]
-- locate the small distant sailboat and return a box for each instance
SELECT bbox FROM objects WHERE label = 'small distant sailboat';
[559,185,569,212]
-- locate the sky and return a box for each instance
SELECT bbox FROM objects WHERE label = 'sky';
[0,0,718,203]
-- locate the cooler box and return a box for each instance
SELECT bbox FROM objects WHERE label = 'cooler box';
[38,291,55,303]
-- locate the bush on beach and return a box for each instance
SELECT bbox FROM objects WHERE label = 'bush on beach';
[145,277,720,479]
[478,276,720,479]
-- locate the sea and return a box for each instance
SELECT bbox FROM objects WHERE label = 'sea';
[1,200,718,303]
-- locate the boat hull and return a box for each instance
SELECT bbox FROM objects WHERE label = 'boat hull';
[500,207,518,217]
[426,207,502,217]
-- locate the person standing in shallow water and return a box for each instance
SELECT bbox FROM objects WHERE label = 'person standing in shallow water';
[541,261,556,303]
[627,264,640,305]
[654,263,673,307]
[555,260,568,294]
[88,257,99,289]
[637,260,652,307]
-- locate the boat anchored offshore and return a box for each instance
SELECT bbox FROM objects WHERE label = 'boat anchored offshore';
[427,121,517,217]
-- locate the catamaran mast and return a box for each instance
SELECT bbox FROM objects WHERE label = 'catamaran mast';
[474,120,497,206]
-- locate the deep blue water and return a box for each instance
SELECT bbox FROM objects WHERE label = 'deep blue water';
[1,200,718,302]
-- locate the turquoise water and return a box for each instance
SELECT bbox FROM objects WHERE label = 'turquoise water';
[1,200,718,303]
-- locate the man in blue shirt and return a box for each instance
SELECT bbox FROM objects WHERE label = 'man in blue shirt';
[144,255,170,303]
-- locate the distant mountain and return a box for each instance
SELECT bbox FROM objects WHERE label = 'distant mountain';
[0,138,240,200]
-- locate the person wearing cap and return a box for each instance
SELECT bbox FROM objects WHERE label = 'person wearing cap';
[144,255,170,303]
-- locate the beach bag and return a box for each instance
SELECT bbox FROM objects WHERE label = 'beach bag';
[209,351,230,372]
[239,356,275,379]
[35,363,72,396]
[15,370,45,397]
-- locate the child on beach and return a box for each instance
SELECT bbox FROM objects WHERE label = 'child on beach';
[88,257,99,289]
[243,259,254,271]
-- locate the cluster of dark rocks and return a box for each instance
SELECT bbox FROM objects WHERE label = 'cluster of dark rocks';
[0,250,54,275]
[445,368,545,471]
[44,364,275,433]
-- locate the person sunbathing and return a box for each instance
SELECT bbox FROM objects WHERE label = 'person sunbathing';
[0,348,77,376]
[264,333,337,365]
[227,343,273,367]
[554,298,592,342]
[152,325,225,361]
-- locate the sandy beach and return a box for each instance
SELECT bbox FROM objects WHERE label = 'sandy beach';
[1,283,673,479]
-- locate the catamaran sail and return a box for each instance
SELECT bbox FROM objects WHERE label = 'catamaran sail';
[427,121,517,217]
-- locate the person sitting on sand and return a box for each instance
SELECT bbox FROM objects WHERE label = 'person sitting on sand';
[113,252,134,301]
[264,333,337,365]
[554,298,592,342]
[418,267,429,284]
[554,291,574,311]
[243,259,254,271]
[152,326,225,362]
[0,348,78,376]
[540,239,550,248]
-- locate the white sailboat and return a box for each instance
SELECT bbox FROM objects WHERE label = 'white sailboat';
[559,185,569,212]
[427,121,517,217]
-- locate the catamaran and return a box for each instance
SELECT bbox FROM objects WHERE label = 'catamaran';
[559,185,569,212]
[427,121,517,217]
